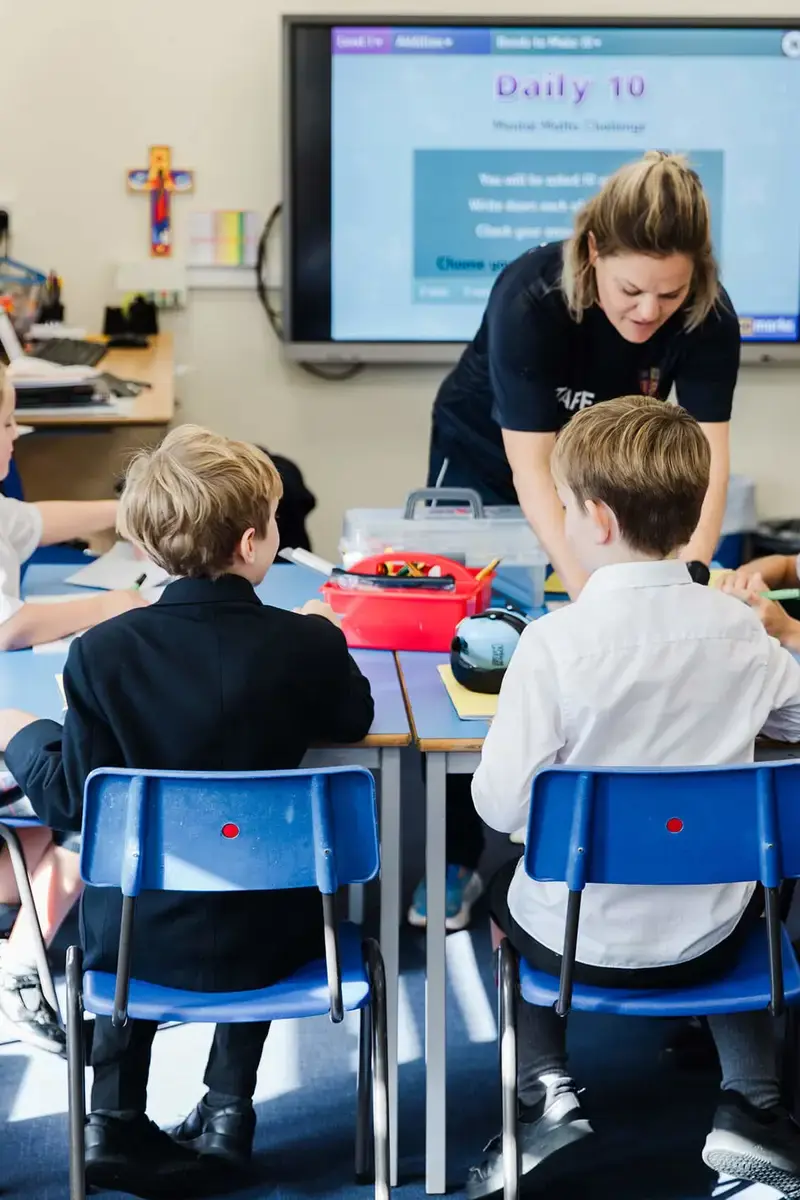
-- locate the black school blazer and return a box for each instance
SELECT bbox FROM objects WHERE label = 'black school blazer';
[6,574,374,992]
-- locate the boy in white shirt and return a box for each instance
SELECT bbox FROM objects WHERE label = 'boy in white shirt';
[0,368,145,1052]
[467,396,800,1200]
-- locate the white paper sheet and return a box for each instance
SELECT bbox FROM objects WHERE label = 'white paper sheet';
[66,542,173,592]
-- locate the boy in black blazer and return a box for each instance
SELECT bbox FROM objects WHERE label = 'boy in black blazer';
[0,425,374,1200]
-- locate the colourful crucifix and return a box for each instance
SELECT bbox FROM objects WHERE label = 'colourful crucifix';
[127,146,194,258]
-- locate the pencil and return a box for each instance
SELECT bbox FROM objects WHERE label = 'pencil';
[763,588,800,601]
[475,557,501,583]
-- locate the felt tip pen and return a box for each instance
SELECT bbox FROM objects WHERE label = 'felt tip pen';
[133,573,147,589]
[763,588,800,601]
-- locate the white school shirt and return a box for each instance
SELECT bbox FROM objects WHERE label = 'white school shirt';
[472,560,800,970]
[0,496,42,626]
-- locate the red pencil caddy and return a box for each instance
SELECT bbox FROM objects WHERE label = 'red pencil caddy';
[321,553,495,651]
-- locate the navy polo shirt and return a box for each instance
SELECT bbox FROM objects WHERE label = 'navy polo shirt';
[432,241,741,497]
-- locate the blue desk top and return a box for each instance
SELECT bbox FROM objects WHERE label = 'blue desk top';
[22,560,326,609]
[3,564,409,747]
[397,651,488,751]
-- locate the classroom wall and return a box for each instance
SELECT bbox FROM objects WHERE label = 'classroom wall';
[1,0,798,556]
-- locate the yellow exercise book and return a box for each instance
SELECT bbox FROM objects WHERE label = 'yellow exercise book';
[546,567,727,593]
[437,665,498,720]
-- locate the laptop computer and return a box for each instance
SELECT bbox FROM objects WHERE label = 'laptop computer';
[0,313,108,407]
[0,311,107,369]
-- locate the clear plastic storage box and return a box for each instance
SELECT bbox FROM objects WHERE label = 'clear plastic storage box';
[340,488,549,610]
[340,477,757,608]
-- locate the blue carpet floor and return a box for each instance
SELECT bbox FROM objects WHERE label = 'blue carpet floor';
[0,751,783,1198]
[0,916,778,1200]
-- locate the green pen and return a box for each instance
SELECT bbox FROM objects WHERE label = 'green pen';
[762,588,800,601]
[133,573,147,589]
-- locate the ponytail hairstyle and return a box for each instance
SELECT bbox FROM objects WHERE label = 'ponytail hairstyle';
[561,151,720,331]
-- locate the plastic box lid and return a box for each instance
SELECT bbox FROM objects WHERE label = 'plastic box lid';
[340,488,547,568]
[342,478,756,567]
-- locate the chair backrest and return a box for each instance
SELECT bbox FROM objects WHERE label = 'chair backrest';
[525,761,800,891]
[81,766,379,896]
[81,766,379,1027]
[1,460,24,501]
[523,761,800,1018]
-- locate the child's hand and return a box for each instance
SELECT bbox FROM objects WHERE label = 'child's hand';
[719,571,768,600]
[99,589,150,620]
[720,573,799,646]
[723,565,769,592]
[294,599,342,627]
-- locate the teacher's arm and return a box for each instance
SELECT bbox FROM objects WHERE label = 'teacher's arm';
[488,291,589,598]
[680,420,730,567]
[675,297,741,568]
[502,428,588,598]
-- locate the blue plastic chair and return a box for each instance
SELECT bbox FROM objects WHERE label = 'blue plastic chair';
[65,766,391,1200]
[496,761,800,1200]
[0,811,61,1020]
[1,460,24,500]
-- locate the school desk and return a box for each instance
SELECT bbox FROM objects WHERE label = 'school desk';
[12,334,175,506]
[2,560,409,1186]
[395,646,800,1194]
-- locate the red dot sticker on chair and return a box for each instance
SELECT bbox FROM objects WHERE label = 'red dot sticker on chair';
[666,817,684,834]
[221,823,240,839]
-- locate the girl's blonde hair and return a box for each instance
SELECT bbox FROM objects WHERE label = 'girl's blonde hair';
[561,151,720,331]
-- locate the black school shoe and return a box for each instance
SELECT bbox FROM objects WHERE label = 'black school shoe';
[703,1090,800,1198]
[85,1113,217,1199]
[465,1086,594,1199]
[169,1095,256,1168]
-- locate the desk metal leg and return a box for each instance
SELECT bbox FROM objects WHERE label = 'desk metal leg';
[425,751,448,1194]
[349,884,365,924]
[379,747,401,1188]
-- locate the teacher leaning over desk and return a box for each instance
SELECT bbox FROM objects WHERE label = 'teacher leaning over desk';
[407,150,742,934]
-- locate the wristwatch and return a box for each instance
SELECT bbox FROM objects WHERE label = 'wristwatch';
[686,560,711,586]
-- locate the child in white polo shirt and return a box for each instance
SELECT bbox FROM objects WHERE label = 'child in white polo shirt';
[0,367,146,1053]
[0,370,145,650]
[468,396,800,1200]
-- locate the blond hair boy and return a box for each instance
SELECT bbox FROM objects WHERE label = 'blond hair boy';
[0,424,373,1195]
[467,396,800,1200]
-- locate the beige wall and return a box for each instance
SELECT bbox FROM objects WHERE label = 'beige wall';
[1,0,798,555]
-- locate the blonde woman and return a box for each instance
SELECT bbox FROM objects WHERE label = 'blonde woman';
[410,151,741,933]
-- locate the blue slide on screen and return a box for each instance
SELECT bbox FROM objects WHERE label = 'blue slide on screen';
[330,26,800,343]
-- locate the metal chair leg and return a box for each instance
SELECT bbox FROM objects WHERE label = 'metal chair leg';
[356,1003,374,1182]
[0,822,61,1019]
[365,938,391,1199]
[498,940,520,1200]
[66,945,86,1200]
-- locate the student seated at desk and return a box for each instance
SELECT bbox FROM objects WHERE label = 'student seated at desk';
[719,552,800,653]
[0,425,374,1200]
[467,396,800,1200]
[0,368,143,1054]
[0,367,145,650]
